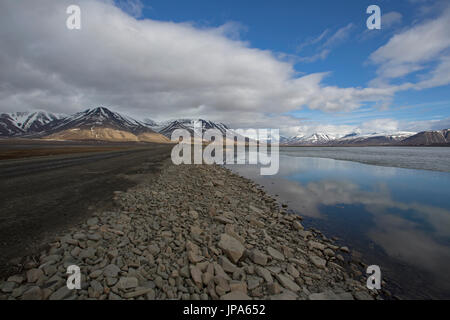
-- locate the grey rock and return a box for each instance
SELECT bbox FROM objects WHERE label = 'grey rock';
[104,264,121,278]
[49,286,74,300]
[255,266,273,284]
[267,246,285,261]
[220,291,251,300]
[250,249,268,266]
[274,274,300,292]
[118,277,139,290]
[309,255,326,269]
[218,234,245,264]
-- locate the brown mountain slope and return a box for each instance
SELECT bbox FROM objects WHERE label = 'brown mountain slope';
[43,127,171,143]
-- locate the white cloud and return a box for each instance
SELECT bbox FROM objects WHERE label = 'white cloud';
[0,0,399,131]
[296,23,354,63]
[322,23,354,48]
[115,0,145,18]
[0,0,448,136]
[382,11,403,29]
[370,8,450,84]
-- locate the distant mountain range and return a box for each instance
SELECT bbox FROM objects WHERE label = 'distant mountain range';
[0,107,232,143]
[281,130,450,146]
[0,107,449,146]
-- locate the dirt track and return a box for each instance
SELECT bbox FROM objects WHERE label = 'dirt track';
[0,142,172,277]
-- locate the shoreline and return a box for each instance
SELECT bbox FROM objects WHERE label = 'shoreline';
[0,162,380,300]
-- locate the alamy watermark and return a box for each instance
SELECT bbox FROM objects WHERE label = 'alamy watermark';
[366,265,382,290]
[66,265,81,290]
[66,5,81,30]
[170,120,280,175]
[367,5,381,30]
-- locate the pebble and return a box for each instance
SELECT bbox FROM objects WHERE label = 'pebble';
[0,163,378,301]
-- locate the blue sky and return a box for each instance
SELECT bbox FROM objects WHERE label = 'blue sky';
[116,0,450,135]
[1,0,449,136]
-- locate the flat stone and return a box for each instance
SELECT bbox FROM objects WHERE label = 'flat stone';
[267,246,285,261]
[26,268,44,283]
[87,217,99,226]
[250,249,268,266]
[214,263,232,281]
[309,291,340,300]
[189,265,203,289]
[337,292,354,300]
[354,291,374,300]
[7,275,24,284]
[229,281,247,294]
[87,233,102,241]
[202,263,214,285]
[270,291,297,300]
[124,288,154,299]
[49,286,74,300]
[289,258,308,267]
[247,277,261,290]
[293,220,304,230]
[180,266,190,278]
[287,264,300,278]
[219,256,239,274]
[118,277,139,290]
[214,216,234,224]
[267,282,281,295]
[104,264,121,278]
[249,218,264,228]
[89,280,104,298]
[275,273,300,292]
[340,246,350,253]
[220,291,251,300]
[309,255,326,269]
[255,266,273,284]
[1,281,16,293]
[89,270,103,279]
[79,247,96,260]
[218,234,245,263]
[308,241,326,251]
[21,286,43,300]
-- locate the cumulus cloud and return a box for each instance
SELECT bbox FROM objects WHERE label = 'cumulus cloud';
[0,0,400,130]
[0,0,448,135]
[370,7,450,85]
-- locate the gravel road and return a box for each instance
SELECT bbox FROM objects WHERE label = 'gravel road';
[0,143,172,277]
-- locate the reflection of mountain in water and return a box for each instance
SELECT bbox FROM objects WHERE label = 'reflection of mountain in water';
[227,155,450,298]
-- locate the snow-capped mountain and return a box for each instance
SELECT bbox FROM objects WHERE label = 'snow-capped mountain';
[401,129,449,145]
[40,107,171,143]
[281,131,419,145]
[42,107,155,135]
[157,119,230,138]
[0,111,64,136]
[336,131,416,144]
[0,113,25,136]
[284,133,336,145]
[1,107,447,146]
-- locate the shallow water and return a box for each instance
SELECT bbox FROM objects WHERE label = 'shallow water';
[280,146,450,172]
[225,147,450,299]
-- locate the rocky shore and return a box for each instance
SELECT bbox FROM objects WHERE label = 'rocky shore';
[0,162,379,300]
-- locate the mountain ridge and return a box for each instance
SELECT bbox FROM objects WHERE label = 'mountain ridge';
[1,107,448,146]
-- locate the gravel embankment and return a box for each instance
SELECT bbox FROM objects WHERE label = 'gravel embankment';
[0,162,379,300]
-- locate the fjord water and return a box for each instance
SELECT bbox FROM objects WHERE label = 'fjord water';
[226,147,450,299]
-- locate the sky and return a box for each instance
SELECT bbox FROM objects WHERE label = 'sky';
[0,0,449,137]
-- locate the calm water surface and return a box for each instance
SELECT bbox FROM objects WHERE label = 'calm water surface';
[226,147,450,299]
